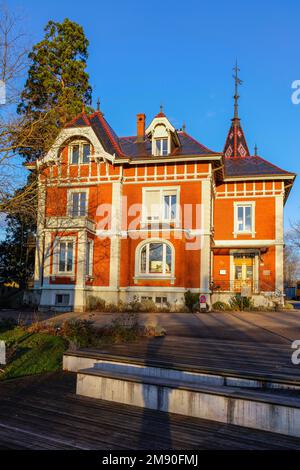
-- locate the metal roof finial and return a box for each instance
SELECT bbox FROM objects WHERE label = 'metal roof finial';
[233,60,243,120]
[97,97,100,112]
[254,143,258,156]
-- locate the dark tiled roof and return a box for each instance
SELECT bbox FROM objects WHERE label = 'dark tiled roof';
[65,111,124,157]
[224,119,250,158]
[225,156,293,177]
[62,113,294,180]
[64,112,218,159]
[65,113,90,128]
[118,132,217,158]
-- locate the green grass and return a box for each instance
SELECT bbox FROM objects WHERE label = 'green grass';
[0,327,68,380]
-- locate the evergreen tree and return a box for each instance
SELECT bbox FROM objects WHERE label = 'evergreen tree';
[1,18,93,287]
[18,18,93,161]
[0,192,36,288]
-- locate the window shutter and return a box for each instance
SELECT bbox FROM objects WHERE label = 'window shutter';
[144,190,161,221]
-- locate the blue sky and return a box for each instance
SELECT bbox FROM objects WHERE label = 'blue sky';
[9,0,300,229]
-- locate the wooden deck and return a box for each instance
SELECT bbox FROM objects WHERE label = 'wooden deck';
[0,372,300,449]
[74,335,300,385]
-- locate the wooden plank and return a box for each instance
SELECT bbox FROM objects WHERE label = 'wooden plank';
[0,372,300,449]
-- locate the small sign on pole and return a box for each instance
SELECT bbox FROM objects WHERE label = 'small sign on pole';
[0,340,6,365]
[199,295,207,311]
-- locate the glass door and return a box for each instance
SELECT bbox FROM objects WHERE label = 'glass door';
[234,255,254,292]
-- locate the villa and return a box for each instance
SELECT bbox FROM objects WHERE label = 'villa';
[27,73,296,312]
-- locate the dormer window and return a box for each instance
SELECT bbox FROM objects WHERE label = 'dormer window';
[70,141,91,164]
[155,138,168,156]
[145,110,180,157]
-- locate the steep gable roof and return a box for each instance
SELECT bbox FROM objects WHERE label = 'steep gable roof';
[65,111,125,157]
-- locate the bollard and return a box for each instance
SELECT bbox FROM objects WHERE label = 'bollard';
[0,340,6,365]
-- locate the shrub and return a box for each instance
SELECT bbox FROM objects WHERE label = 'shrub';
[111,311,139,329]
[86,296,106,312]
[0,317,18,332]
[184,291,199,312]
[139,299,158,313]
[284,302,294,310]
[101,311,140,343]
[229,294,254,311]
[104,302,120,313]
[212,301,232,311]
[60,320,96,347]
[27,322,58,335]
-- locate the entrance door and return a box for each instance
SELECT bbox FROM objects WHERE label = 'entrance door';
[234,255,254,292]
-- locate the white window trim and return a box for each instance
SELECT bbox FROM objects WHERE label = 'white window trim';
[86,238,94,277]
[154,137,169,156]
[233,201,256,238]
[69,140,92,165]
[53,236,76,276]
[141,186,181,225]
[67,188,89,217]
[134,239,175,282]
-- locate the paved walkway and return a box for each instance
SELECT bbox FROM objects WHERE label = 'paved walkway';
[1,308,300,344]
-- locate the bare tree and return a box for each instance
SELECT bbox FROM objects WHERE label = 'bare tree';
[0,4,32,216]
[285,229,300,286]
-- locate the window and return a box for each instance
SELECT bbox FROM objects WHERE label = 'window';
[155,296,168,305]
[86,239,93,277]
[234,202,255,236]
[55,294,70,306]
[164,194,177,221]
[82,143,91,163]
[155,138,168,156]
[70,141,91,164]
[55,239,74,274]
[139,242,172,276]
[143,187,179,223]
[70,192,87,217]
[71,144,80,164]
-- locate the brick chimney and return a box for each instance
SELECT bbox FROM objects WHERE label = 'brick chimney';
[137,113,145,142]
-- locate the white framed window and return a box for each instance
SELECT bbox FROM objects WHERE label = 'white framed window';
[86,239,94,277]
[69,141,91,164]
[67,190,88,217]
[155,138,168,156]
[142,187,180,224]
[54,238,75,275]
[234,202,255,237]
[137,241,174,277]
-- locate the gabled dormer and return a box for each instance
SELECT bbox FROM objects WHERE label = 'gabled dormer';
[145,107,180,157]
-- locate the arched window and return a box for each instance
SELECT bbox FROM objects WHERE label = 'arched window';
[137,241,174,277]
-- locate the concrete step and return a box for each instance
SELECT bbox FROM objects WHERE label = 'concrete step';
[63,349,300,391]
[76,366,300,438]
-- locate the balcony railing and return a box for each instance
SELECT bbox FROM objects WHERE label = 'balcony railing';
[45,216,95,232]
[211,278,281,296]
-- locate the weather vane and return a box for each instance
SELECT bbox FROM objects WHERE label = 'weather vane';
[233,60,243,119]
